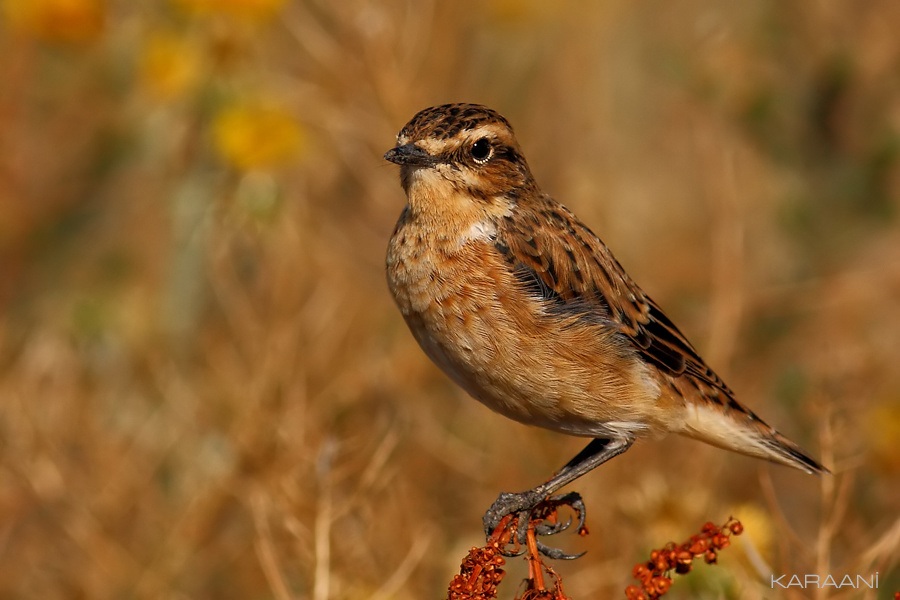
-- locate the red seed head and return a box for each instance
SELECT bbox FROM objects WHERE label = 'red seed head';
[651,576,673,595]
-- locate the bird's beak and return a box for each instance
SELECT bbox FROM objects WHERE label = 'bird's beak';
[384,143,437,166]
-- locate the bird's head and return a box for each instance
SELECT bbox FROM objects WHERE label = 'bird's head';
[385,104,538,208]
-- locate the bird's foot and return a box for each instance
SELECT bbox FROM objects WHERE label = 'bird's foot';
[482,490,587,560]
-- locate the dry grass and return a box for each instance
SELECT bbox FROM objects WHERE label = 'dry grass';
[1,1,899,598]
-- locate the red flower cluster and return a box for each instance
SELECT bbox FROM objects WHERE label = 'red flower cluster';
[447,501,579,600]
[625,518,744,600]
[447,541,507,600]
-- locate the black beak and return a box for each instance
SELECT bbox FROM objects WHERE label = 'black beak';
[384,143,436,166]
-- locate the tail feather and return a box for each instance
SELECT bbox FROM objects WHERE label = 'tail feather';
[679,402,830,475]
[766,430,830,475]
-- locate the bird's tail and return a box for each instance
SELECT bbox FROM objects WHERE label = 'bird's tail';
[758,429,830,474]
[678,401,830,475]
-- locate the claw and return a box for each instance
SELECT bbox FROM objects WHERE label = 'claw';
[482,489,543,537]
[535,540,586,561]
[482,489,589,560]
[554,491,587,533]
[533,516,571,537]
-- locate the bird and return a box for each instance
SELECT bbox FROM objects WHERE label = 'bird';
[383,103,828,557]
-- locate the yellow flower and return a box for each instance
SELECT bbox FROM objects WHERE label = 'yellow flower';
[3,0,104,44]
[213,102,304,170]
[173,0,287,23]
[139,31,202,100]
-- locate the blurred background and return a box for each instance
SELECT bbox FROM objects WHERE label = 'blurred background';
[1,1,898,598]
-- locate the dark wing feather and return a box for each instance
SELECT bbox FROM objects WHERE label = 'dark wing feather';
[494,196,734,398]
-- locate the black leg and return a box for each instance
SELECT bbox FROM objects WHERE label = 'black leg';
[482,436,633,558]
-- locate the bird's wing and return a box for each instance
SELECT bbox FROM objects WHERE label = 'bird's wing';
[493,195,734,399]
[492,195,831,475]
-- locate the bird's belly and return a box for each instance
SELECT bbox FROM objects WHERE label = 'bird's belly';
[389,250,661,438]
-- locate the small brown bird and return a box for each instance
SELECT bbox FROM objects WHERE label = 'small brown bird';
[384,103,827,556]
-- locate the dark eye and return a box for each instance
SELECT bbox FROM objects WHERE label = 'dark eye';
[470,137,493,163]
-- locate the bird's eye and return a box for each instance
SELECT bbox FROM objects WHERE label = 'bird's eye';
[470,138,493,163]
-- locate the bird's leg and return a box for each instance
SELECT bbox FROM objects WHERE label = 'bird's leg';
[483,436,633,559]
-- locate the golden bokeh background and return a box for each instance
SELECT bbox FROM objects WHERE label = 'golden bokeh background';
[1,1,898,598]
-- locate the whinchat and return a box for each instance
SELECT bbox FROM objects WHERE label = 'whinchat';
[384,103,827,556]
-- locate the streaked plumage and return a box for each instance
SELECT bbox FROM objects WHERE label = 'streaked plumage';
[384,103,827,550]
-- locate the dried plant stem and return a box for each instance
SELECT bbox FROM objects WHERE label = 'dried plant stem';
[252,492,296,600]
[313,442,336,600]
